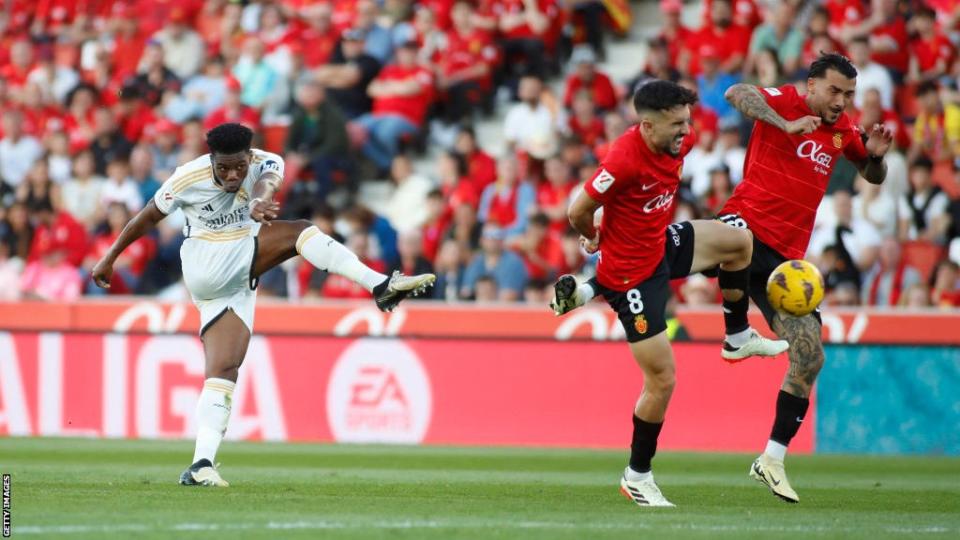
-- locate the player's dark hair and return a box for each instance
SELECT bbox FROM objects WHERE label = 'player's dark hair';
[808,53,857,80]
[206,123,253,155]
[632,80,698,114]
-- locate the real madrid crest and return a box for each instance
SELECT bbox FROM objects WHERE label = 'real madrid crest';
[236,187,249,204]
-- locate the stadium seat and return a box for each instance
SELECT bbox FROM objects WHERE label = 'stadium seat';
[901,240,946,281]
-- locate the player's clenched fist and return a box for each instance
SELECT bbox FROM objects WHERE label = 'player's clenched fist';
[249,197,280,225]
[784,115,821,135]
[91,259,113,289]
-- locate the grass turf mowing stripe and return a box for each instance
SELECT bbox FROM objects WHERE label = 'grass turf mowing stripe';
[2,437,958,540]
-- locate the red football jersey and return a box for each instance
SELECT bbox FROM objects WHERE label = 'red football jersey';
[372,65,435,127]
[584,125,694,291]
[721,85,868,260]
[910,33,955,73]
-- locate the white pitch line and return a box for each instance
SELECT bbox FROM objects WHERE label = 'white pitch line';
[12,520,956,535]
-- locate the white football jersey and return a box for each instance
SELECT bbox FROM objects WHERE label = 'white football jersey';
[153,149,284,236]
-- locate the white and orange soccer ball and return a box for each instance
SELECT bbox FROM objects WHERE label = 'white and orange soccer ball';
[766,259,825,317]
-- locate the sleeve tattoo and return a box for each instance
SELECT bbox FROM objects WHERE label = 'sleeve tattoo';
[725,84,788,131]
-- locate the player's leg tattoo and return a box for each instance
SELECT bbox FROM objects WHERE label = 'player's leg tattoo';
[772,313,824,398]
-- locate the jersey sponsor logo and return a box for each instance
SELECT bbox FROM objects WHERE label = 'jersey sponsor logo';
[199,206,248,229]
[592,169,615,193]
[327,339,432,444]
[643,191,675,213]
[763,87,781,96]
[796,140,833,175]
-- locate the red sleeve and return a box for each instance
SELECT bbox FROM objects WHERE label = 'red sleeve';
[583,151,630,204]
[843,127,869,162]
[758,84,799,115]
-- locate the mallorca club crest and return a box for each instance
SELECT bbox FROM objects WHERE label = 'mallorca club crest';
[236,188,249,204]
[832,132,843,149]
[633,314,648,335]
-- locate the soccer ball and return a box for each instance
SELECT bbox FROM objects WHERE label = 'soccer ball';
[766,259,825,317]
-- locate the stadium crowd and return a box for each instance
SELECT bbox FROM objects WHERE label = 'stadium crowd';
[0,0,959,309]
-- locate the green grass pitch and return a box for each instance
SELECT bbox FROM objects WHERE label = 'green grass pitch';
[2,437,958,539]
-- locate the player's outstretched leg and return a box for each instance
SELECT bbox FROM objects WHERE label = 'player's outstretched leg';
[749,312,822,503]
[180,310,250,487]
[686,220,788,361]
[253,221,435,311]
[550,275,597,315]
[620,331,677,508]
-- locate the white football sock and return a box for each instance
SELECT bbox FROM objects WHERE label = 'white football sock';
[192,378,235,464]
[725,327,753,348]
[624,466,653,482]
[764,440,788,461]
[576,282,596,305]
[296,226,387,292]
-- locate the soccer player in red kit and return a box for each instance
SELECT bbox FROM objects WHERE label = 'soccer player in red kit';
[551,81,788,507]
[719,53,893,503]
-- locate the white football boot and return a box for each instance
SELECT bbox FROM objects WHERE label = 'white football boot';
[750,453,799,503]
[721,330,790,362]
[619,470,675,507]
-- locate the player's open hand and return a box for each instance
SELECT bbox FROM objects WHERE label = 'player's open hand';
[249,198,280,225]
[864,123,894,157]
[91,258,113,289]
[784,115,821,135]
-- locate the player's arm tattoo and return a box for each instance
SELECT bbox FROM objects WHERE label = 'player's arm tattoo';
[772,313,825,398]
[724,84,788,131]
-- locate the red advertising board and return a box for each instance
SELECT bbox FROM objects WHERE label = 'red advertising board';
[0,332,811,452]
[0,300,956,344]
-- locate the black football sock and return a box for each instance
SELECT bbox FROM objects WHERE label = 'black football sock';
[718,266,751,335]
[770,390,810,446]
[629,415,663,473]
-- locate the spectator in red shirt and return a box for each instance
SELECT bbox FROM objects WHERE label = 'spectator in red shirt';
[110,7,148,81]
[353,40,434,173]
[454,127,497,196]
[295,2,339,69]
[538,156,574,234]
[508,212,562,280]
[824,0,868,39]
[930,259,960,307]
[496,0,552,78]
[437,1,499,124]
[701,0,762,30]
[658,0,693,70]
[83,202,156,295]
[854,88,910,151]
[909,6,956,84]
[27,199,87,268]
[683,0,752,76]
[842,0,909,80]
[0,39,34,92]
[562,45,617,113]
[567,89,605,147]
[203,77,260,131]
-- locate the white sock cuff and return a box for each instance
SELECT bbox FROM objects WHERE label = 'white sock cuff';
[576,282,595,304]
[295,226,322,255]
[203,378,236,395]
[764,440,788,461]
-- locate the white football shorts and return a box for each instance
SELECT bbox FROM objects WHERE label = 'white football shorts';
[180,223,262,335]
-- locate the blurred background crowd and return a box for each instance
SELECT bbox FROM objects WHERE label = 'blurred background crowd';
[0,0,958,309]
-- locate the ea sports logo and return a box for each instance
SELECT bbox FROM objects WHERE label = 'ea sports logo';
[327,338,432,444]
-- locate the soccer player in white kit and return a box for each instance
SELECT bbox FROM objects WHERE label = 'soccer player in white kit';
[91,123,435,486]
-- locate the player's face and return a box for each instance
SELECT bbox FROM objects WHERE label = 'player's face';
[211,151,252,193]
[644,105,691,157]
[807,69,855,125]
